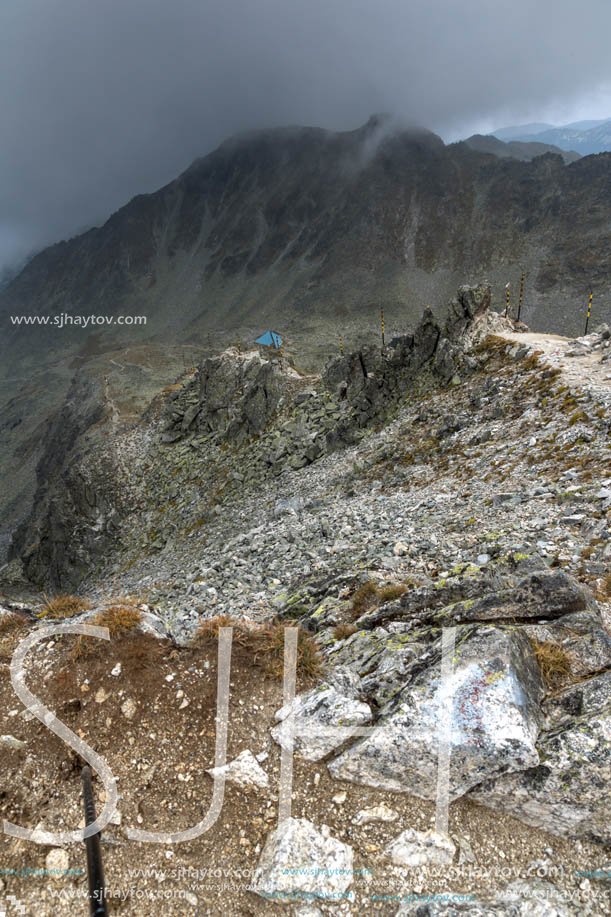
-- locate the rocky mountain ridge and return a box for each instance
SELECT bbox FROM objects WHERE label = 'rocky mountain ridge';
[1,282,610,915]
[2,117,610,360]
[2,115,610,570]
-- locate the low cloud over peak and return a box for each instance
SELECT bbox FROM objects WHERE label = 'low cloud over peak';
[1,0,610,272]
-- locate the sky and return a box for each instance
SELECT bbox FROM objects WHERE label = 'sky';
[1,0,611,275]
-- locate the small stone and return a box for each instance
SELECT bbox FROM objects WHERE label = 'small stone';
[95,688,110,704]
[385,828,456,867]
[110,663,121,677]
[45,848,70,878]
[353,805,399,825]
[207,749,269,790]
[332,791,347,805]
[457,834,476,864]
[1,735,26,751]
[121,699,137,720]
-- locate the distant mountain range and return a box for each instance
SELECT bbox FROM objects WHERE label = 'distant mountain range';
[492,119,611,156]
[463,134,580,164]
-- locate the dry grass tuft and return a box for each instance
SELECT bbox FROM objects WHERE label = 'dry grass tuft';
[92,604,143,635]
[351,581,379,616]
[40,594,91,619]
[594,573,611,602]
[0,614,27,654]
[246,619,322,680]
[333,624,358,640]
[71,601,142,660]
[193,614,250,647]
[378,584,408,603]
[351,580,410,619]
[530,639,574,691]
[474,334,509,356]
[193,615,322,681]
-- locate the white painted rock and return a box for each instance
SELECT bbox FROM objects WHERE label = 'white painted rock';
[329,627,543,800]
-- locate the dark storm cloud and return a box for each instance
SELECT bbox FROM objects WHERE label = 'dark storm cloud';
[1,0,610,271]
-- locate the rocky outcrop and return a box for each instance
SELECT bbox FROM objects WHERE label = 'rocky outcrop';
[162,348,310,445]
[284,553,611,843]
[8,370,113,588]
[13,283,497,588]
[328,626,544,798]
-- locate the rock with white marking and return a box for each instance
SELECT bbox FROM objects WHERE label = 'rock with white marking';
[328,627,543,800]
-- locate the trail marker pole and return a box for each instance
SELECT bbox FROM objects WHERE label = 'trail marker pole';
[381,307,385,350]
[504,283,510,318]
[339,335,343,356]
[517,273,525,322]
[584,292,593,335]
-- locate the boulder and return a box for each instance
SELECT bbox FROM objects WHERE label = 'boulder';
[328,627,543,799]
[434,571,587,625]
[470,671,611,843]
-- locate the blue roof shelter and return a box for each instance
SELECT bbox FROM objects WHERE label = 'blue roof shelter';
[255,330,283,348]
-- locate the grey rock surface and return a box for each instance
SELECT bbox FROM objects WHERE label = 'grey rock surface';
[252,817,354,903]
[328,627,543,799]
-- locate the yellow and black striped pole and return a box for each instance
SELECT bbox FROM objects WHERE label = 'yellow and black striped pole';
[381,307,385,350]
[584,291,593,335]
[517,273,525,322]
[504,284,510,318]
[339,334,343,356]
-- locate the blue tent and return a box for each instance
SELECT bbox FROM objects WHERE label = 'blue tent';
[255,330,283,349]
